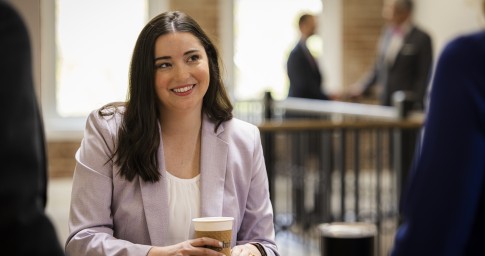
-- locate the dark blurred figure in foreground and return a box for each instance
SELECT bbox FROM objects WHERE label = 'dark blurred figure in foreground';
[287,13,330,101]
[392,2,485,255]
[350,0,432,110]
[0,1,64,255]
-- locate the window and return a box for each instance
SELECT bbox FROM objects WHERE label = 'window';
[41,0,166,139]
[55,0,147,117]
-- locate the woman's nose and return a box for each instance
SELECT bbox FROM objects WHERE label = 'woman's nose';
[174,64,190,81]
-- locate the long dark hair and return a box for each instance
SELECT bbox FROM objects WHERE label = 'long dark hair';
[101,11,233,182]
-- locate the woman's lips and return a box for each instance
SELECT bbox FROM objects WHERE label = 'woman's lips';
[172,84,195,95]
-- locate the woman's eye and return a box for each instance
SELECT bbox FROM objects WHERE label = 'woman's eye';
[156,62,171,69]
[187,54,201,62]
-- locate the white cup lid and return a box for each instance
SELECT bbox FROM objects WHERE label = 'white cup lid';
[192,217,234,231]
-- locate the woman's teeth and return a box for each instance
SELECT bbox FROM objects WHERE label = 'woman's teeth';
[173,85,194,93]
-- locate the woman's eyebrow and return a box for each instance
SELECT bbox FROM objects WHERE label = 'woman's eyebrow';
[184,49,199,56]
[154,49,200,62]
[154,56,171,62]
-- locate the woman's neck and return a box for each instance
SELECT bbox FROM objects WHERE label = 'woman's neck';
[159,108,203,179]
[159,108,202,137]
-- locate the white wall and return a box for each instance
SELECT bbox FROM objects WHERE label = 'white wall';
[321,0,342,95]
[413,0,484,62]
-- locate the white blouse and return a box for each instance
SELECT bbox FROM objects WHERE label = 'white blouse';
[165,171,201,245]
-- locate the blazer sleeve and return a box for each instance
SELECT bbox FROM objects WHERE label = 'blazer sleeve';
[65,111,152,256]
[359,62,379,96]
[235,126,279,256]
[359,29,386,96]
[391,33,485,256]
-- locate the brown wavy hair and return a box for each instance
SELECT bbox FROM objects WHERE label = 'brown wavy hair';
[101,11,233,182]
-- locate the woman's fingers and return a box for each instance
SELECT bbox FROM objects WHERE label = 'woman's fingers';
[230,244,259,256]
[231,245,243,255]
[190,237,223,248]
[175,238,224,255]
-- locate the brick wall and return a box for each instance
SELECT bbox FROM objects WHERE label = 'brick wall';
[169,0,220,46]
[342,0,384,90]
[47,141,80,178]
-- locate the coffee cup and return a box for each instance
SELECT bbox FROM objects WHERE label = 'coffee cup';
[192,217,234,256]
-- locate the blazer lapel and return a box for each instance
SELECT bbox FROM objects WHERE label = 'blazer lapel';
[140,126,169,246]
[200,116,228,217]
[392,26,416,69]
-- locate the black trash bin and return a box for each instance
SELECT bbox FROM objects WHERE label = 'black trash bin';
[318,222,377,256]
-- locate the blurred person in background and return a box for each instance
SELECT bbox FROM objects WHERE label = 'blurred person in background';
[349,0,433,110]
[287,13,330,101]
[391,1,485,255]
[0,1,64,255]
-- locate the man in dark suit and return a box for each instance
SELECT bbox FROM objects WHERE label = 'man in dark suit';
[287,13,330,101]
[352,0,433,110]
[0,1,64,255]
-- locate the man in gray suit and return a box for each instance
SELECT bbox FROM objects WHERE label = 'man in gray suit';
[351,0,433,110]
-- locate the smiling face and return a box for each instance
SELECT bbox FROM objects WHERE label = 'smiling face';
[154,32,210,115]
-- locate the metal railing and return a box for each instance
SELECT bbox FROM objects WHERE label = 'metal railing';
[234,91,423,255]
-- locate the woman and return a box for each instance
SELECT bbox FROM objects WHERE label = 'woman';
[66,11,278,256]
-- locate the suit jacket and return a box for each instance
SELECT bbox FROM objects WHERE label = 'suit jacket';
[287,41,329,100]
[362,25,433,110]
[66,109,278,256]
[392,31,485,255]
[0,1,64,255]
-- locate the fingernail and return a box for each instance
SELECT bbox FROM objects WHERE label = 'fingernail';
[219,241,223,247]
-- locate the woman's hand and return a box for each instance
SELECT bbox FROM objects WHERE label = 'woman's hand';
[148,237,225,256]
[231,244,261,256]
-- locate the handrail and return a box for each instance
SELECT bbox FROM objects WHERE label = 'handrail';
[233,91,424,125]
[278,97,398,120]
[258,119,423,132]
[275,97,424,121]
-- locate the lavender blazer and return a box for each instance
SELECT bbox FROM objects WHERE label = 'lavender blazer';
[65,108,278,256]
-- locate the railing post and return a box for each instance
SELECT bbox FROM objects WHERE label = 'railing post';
[392,91,414,119]
[262,91,275,212]
[264,91,273,120]
[392,91,418,221]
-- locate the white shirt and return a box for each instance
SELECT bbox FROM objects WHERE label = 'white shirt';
[385,20,412,65]
[165,171,201,245]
